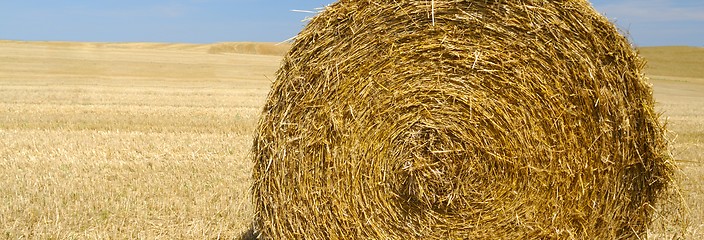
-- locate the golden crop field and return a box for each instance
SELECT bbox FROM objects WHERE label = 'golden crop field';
[0,40,702,238]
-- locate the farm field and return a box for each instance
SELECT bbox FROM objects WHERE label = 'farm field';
[0,40,702,238]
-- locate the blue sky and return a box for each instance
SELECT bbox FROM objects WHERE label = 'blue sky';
[0,0,701,46]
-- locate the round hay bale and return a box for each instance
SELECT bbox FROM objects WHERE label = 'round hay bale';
[251,0,674,239]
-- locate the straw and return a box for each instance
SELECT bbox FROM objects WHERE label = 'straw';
[250,0,675,239]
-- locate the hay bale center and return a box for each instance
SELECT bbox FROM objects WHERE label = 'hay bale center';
[251,0,674,239]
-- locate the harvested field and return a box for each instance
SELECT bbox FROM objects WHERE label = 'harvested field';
[0,40,278,238]
[0,38,702,238]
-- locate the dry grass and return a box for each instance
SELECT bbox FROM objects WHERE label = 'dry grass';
[0,40,701,239]
[0,130,251,238]
[251,1,675,239]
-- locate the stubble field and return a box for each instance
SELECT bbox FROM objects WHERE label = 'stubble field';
[0,40,702,238]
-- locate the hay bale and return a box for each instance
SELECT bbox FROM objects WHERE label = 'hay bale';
[251,0,674,239]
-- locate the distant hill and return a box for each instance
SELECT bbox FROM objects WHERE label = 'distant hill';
[639,46,704,80]
[0,40,284,84]
[207,42,290,56]
[2,40,700,78]
[0,40,290,56]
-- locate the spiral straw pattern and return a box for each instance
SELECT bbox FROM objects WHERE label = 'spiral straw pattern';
[251,0,674,239]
